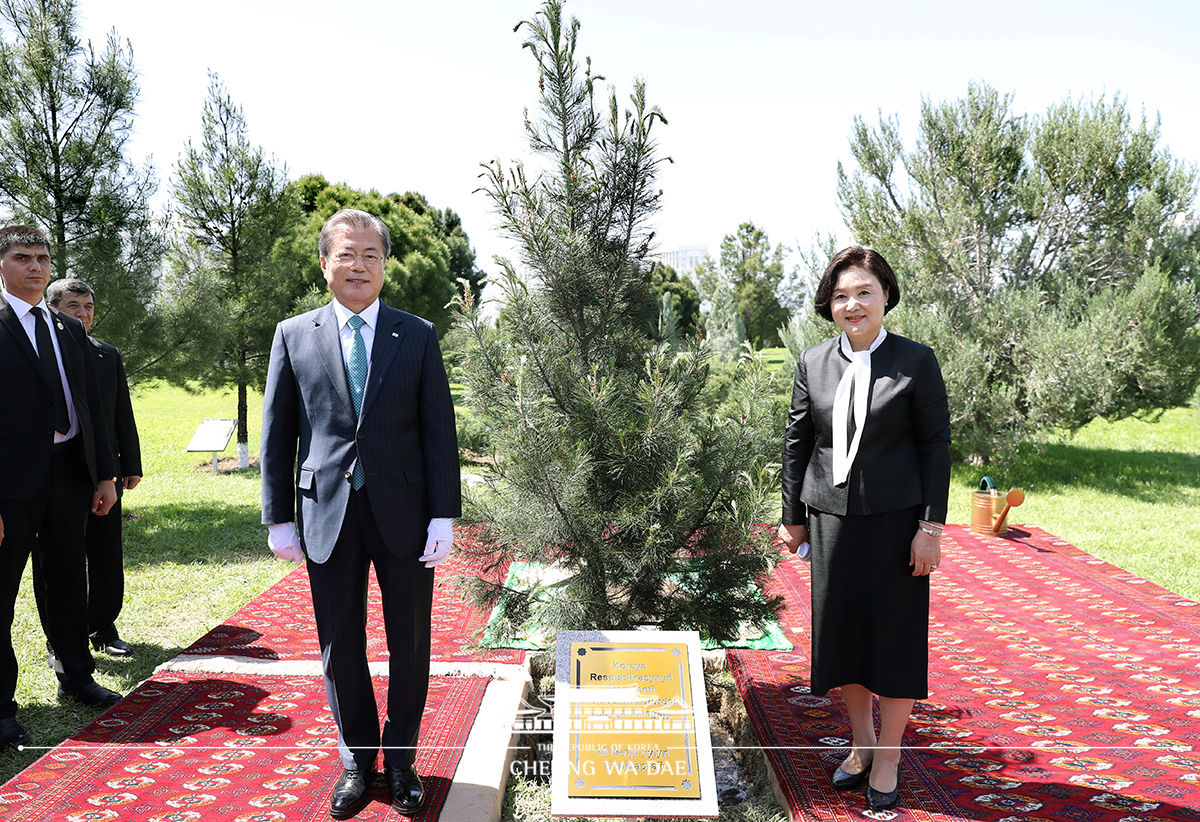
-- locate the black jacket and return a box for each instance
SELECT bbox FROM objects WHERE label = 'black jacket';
[88,336,142,480]
[782,332,950,524]
[0,301,116,498]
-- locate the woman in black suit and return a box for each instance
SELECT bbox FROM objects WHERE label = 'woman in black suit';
[777,246,950,811]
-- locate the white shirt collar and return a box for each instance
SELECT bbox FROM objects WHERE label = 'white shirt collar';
[839,326,888,359]
[3,290,49,317]
[331,298,380,330]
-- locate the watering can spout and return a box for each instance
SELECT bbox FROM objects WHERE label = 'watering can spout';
[970,480,1025,537]
[993,488,1025,532]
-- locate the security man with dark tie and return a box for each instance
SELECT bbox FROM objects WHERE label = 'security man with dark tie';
[0,225,123,751]
[46,278,142,657]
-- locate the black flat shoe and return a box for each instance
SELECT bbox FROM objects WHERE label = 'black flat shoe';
[57,681,123,709]
[329,769,370,818]
[384,763,425,815]
[866,764,901,811]
[832,759,871,790]
[0,717,31,749]
[91,636,133,657]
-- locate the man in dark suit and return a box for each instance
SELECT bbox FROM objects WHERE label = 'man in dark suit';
[46,279,142,657]
[261,208,460,818]
[0,225,123,751]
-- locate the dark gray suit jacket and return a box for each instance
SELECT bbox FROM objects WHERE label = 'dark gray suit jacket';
[782,332,951,524]
[260,302,461,562]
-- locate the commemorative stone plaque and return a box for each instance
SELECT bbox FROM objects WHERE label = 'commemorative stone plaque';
[551,630,717,818]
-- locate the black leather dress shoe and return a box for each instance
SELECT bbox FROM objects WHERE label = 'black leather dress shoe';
[57,681,123,709]
[329,769,370,819]
[0,717,31,749]
[91,636,134,657]
[866,764,901,811]
[384,764,425,815]
[832,759,871,790]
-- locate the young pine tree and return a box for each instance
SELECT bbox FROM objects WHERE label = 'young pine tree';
[454,0,782,643]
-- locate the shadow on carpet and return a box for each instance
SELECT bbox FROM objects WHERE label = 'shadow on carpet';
[0,672,488,821]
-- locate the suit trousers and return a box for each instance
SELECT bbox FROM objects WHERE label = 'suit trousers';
[85,495,125,641]
[307,487,435,772]
[0,439,96,715]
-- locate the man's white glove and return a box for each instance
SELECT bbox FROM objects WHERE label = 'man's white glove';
[421,518,454,568]
[267,522,304,562]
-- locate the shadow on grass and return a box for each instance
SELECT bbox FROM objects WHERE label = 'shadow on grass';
[122,500,265,569]
[983,444,1200,503]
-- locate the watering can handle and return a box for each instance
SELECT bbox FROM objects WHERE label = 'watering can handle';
[979,476,996,491]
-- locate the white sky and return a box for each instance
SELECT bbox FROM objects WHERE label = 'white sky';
[72,0,1200,279]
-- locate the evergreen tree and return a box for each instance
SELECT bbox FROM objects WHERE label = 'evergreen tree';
[694,222,791,348]
[0,0,164,371]
[705,285,747,362]
[171,72,296,467]
[455,0,781,641]
[837,83,1200,461]
[648,261,700,338]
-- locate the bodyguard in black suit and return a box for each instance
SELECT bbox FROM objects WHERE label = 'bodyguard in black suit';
[261,209,460,818]
[46,279,142,656]
[0,226,123,751]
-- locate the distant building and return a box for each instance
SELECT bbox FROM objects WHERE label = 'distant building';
[654,245,708,280]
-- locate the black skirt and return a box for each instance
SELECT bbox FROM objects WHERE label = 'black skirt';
[808,505,929,699]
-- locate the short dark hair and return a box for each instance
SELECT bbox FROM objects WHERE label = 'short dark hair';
[813,245,901,321]
[319,208,391,260]
[0,225,50,258]
[46,278,95,306]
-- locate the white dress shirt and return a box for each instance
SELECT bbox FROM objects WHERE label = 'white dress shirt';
[4,290,79,441]
[331,297,379,368]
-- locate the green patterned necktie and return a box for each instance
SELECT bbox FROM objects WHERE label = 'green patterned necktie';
[346,314,368,489]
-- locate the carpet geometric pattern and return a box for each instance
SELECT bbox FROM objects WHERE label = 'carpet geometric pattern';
[0,672,489,822]
[179,528,524,666]
[731,524,1200,821]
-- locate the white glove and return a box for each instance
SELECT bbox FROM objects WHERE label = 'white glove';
[421,518,454,568]
[267,522,304,562]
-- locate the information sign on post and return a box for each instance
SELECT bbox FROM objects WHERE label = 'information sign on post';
[551,630,718,818]
[185,419,237,473]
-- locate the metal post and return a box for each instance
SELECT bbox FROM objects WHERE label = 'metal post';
[212,452,219,474]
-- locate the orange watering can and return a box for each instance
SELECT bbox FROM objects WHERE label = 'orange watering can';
[970,476,1025,537]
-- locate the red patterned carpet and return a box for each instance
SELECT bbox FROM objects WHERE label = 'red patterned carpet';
[0,673,489,822]
[731,524,1200,821]
[180,531,524,666]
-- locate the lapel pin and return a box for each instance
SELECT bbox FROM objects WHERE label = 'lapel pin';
[56,322,64,330]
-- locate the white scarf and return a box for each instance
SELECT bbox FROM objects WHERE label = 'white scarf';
[832,328,887,486]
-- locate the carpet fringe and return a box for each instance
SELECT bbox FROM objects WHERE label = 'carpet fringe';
[156,654,530,681]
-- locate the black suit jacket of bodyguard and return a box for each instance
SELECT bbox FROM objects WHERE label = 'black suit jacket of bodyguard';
[0,300,116,497]
[88,336,142,480]
[260,301,461,563]
[782,332,951,525]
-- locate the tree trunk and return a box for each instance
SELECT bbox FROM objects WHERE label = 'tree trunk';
[237,367,249,469]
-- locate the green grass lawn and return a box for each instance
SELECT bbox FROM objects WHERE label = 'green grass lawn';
[947,408,1200,602]
[2,380,1197,786]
